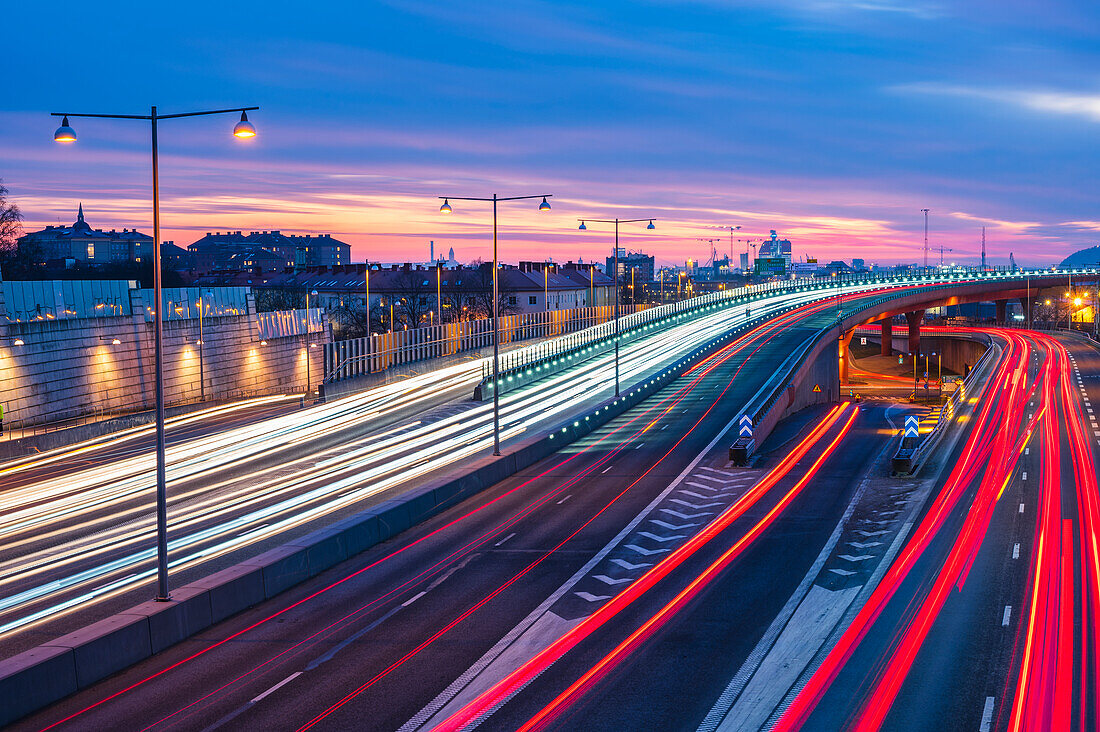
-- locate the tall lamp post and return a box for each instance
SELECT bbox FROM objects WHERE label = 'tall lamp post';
[439,193,552,456]
[53,105,257,602]
[577,217,656,396]
[196,289,213,402]
[305,288,318,396]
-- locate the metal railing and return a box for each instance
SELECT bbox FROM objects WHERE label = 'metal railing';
[322,305,649,383]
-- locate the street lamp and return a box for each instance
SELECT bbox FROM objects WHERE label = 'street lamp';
[196,290,213,402]
[305,289,318,397]
[438,193,552,456]
[578,217,657,396]
[52,104,258,602]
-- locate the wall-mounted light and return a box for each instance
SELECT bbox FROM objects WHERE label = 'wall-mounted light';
[260,339,268,346]
[12,339,25,346]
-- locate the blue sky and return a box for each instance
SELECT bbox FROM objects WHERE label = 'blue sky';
[5,0,1100,267]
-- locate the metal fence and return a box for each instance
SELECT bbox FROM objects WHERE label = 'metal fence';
[322,305,645,382]
[257,308,326,340]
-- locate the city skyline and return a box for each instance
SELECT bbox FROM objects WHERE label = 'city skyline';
[5,1,1100,267]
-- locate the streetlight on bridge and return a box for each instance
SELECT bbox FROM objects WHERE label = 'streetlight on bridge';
[578,217,657,397]
[53,104,258,602]
[439,193,552,456]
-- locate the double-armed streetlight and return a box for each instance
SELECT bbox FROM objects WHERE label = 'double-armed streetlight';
[577,217,656,396]
[53,105,258,602]
[439,193,552,456]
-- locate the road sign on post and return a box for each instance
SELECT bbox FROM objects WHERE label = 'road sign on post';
[812,384,822,393]
[904,415,919,438]
[739,414,753,437]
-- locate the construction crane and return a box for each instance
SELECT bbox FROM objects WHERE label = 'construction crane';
[697,238,722,267]
[938,242,954,268]
[708,225,742,264]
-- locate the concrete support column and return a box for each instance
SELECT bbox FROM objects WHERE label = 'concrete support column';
[880,317,893,356]
[1018,296,1039,325]
[905,310,924,355]
[839,329,853,385]
[995,299,1008,323]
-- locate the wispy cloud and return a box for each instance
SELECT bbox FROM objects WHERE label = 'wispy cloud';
[894,83,1100,123]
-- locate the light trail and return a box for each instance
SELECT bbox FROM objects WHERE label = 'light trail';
[514,405,860,732]
[775,328,1100,730]
[40,287,829,732]
[1,283,895,639]
[774,328,1038,731]
[427,404,856,732]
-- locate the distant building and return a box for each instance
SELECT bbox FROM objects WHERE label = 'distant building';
[605,250,655,284]
[757,231,792,267]
[188,230,350,275]
[851,258,867,272]
[17,204,153,265]
[824,260,853,275]
[739,252,749,271]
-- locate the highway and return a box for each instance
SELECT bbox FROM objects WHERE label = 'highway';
[12,287,882,732]
[0,282,903,654]
[12,285,1090,732]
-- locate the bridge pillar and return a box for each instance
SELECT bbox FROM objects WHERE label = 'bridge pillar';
[839,329,853,385]
[880,317,893,356]
[905,310,924,354]
[995,299,1008,323]
[1018,296,1039,325]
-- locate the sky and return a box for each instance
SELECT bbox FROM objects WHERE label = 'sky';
[4,0,1100,268]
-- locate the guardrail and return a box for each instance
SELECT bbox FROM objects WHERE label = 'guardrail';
[892,332,997,475]
[474,267,1099,400]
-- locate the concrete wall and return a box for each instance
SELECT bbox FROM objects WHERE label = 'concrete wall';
[863,329,990,377]
[0,288,326,429]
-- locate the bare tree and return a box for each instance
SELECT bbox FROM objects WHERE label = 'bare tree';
[0,180,28,276]
[255,287,306,312]
[393,267,434,327]
[326,299,373,339]
[462,261,520,319]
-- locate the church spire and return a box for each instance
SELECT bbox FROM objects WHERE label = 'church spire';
[77,203,85,223]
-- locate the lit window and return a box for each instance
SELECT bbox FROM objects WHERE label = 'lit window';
[87,243,95,259]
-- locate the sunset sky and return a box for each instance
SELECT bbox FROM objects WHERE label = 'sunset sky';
[5,0,1100,268]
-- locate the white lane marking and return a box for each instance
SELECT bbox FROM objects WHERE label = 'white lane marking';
[556,494,572,505]
[402,591,427,607]
[611,558,650,570]
[1002,606,1012,626]
[700,466,737,476]
[652,519,699,530]
[593,574,632,586]
[1025,447,1029,456]
[1022,471,1028,481]
[638,531,686,543]
[1019,503,1026,514]
[1013,543,1020,559]
[494,532,517,546]
[636,442,646,449]
[575,591,611,602]
[661,424,669,430]
[601,465,613,474]
[980,696,995,732]
[251,671,303,704]
[626,544,670,556]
